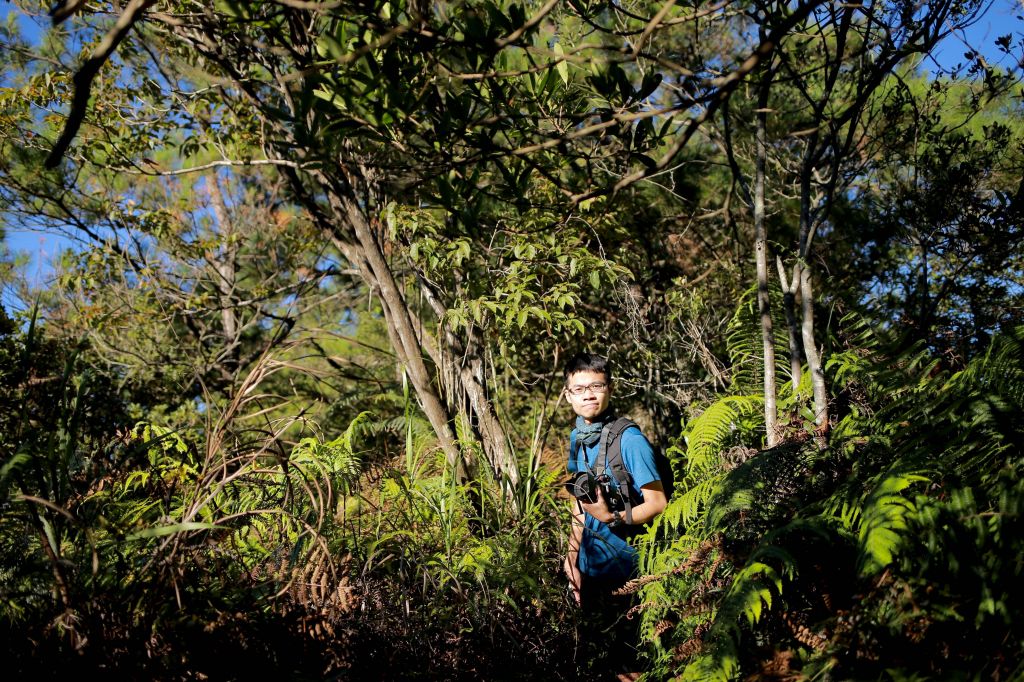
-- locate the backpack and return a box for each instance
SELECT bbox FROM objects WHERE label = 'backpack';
[570,417,675,528]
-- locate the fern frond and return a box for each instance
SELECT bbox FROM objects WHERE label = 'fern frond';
[725,284,793,392]
[683,395,763,474]
[0,454,30,501]
[660,477,722,531]
[976,325,1024,409]
[680,646,740,682]
[856,471,928,575]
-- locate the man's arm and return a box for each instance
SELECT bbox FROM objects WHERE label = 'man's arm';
[564,501,585,604]
[630,480,667,524]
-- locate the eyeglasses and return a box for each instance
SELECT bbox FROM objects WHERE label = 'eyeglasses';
[566,382,608,396]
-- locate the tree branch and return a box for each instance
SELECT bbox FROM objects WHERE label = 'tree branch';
[45,0,158,168]
[122,158,304,176]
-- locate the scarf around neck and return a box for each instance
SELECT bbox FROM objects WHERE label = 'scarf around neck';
[575,413,614,448]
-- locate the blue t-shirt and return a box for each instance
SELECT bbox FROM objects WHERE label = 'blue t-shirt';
[568,424,660,582]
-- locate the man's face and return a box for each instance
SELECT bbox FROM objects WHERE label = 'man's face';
[565,370,612,423]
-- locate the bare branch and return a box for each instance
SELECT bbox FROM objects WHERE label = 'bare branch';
[632,0,678,57]
[573,0,828,203]
[49,0,88,24]
[45,0,158,168]
[266,0,344,9]
[120,158,304,176]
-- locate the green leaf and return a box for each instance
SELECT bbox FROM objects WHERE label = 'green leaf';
[637,72,663,100]
[317,34,347,62]
[553,42,568,85]
[214,0,246,20]
[857,473,928,574]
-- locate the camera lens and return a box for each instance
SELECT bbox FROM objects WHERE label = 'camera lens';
[564,471,597,503]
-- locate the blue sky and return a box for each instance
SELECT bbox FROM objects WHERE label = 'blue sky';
[2,0,1022,309]
[928,0,1022,72]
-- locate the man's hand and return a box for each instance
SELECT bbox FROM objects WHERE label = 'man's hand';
[564,555,582,604]
[579,485,615,524]
[580,481,668,526]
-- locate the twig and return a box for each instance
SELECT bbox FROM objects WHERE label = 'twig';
[46,0,158,168]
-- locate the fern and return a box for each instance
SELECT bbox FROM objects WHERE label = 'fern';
[663,477,723,529]
[639,319,1024,680]
[725,284,794,392]
[854,471,929,575]
[291,410,373,495]
[680,645,740,682]
[677,544,794,680]
[682,395,763,475]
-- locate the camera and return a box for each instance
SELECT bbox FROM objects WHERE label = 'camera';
[564,471,625,511]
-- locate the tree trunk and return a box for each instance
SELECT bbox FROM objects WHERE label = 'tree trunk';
[419,280,520,489]
[206,174,241,377]
[795,113,828,437]
[776,257,804,392]
[284,164,477,479]
[799,266,828,431]
[754,63,779,447]
[328,196,468,479]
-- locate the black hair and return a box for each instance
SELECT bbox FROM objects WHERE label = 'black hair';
[563,353,612,386]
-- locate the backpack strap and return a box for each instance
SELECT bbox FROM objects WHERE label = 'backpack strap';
[568,432,589,474]
[569,417,621,475]
[569,417,640,527]
[599,417,637,525]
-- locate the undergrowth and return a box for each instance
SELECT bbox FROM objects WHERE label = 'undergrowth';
[0,305,598,679]
[4,305,1023,680]
[631,320,1024,680]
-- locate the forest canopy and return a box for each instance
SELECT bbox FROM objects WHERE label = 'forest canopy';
[2,0,1023,679]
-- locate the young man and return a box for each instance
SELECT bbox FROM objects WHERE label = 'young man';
[562,353,667,604]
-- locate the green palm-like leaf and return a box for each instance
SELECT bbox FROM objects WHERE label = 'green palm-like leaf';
[683,395,763,475]
[856,472,928,575]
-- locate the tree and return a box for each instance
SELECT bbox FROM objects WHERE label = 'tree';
[706,0,988,440]
[49,170,338,407]
[851,68,1024,361]
[32,0,692,482]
